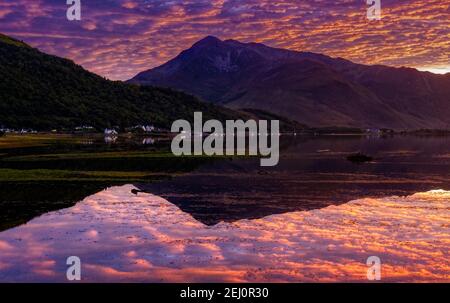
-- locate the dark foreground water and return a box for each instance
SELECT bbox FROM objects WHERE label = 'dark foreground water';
[0,135,449,282]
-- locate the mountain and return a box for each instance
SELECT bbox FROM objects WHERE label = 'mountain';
[0,34,241,131]
[129,36,450,129]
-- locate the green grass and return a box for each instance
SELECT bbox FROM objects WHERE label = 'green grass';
[0,133,246,183]
[3,150,234,162]
[0,168,174,182]
[0,134,77,149]
[3,150,175,161]
[0,133,225,183]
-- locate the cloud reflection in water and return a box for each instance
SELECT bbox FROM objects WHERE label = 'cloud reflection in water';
[0,185,449,282]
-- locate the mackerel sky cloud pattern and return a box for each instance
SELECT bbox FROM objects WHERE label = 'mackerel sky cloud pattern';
[0,0,448,80]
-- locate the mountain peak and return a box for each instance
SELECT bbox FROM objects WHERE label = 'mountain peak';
[193,35,222,47]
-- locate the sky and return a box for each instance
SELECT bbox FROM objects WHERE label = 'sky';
[0,0,448,80]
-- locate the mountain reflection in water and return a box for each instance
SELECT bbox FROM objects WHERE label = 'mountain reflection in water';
[0,184,448,282]
[138,136,450,225]
[2,136,450,230]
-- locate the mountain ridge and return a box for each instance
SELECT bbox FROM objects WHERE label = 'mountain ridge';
[129,36,450,129]
[0,33,245,131]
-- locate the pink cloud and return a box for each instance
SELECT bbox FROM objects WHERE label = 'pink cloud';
[0,0,448,80]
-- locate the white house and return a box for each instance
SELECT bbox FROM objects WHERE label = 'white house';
[104,128,118,136]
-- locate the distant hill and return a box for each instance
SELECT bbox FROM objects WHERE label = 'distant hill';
[129,36,450,130]
[0,34,241,131]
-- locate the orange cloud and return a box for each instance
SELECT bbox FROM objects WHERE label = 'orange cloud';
[0,0,448,80]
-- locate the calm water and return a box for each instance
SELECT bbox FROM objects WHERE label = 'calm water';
[0,135,449,282]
